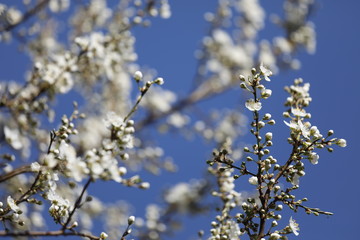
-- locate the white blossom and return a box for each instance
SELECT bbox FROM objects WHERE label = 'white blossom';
[31,162,41,172]
[47,189,70,220]
[284,120,310,139]
[259,63,272,81]
[49,0,70,12]
[7,196,20,213]
[7,7,22,24]
[164,181,204,213]
[289,216,300,236]
[245,99,262,111]
[141,86,176,113]
[291,107,307,117]
[309,152,319,165]
[291,173,300,186]
[248,176,258,185]
[4,126,23,150]
[59,141,89,182]
[167,113,189,128]
[104,112,124,129]
[160,0,171,19]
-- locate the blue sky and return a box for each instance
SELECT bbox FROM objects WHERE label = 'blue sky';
[0,0,359,239]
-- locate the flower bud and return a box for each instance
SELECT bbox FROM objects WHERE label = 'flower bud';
[337,138,347,147]
[139,182,150,189]
[263,113,272,120]
[154,77,164,85]
[239,75,246,81]
[100,232,108,239]
[128,215,135,225]
[133,71,143,81]
[261,89,272,99]
[265,132,273,141]
[270,232,281,240]
[251,68,257,75]
[283,111,290,118]
[268,120,276,125]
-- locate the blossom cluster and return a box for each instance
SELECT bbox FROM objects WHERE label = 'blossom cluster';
[206,65,346,239]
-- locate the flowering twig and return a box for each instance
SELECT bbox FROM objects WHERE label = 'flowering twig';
[62,177,93,230]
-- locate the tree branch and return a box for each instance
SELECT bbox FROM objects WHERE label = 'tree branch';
[0,229,100,239]
[0,165,31,183]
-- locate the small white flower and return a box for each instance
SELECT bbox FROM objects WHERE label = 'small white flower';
[298,120,310,139]
[7,196,20,213]
[309,152,319,165]
[31,162,41,172]
[289,216,300,236]
[291,174,300,186]
[104,112,124,129]
[310,126,322,138]
[260,63,272,81]
[284,120,298,129]
[284,120,310,139]
[337,139,347,147]
[4,126,23,150]
[245,99,262,111]
[291,107,307,117]
[248,176,258,185]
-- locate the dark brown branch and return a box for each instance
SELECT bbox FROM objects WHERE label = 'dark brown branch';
[0,230,99,239]
[0,165,31,183]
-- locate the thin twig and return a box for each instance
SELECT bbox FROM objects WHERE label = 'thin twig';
[62,177,92,230]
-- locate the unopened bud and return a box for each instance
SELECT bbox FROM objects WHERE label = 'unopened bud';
[128,215,135,225]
